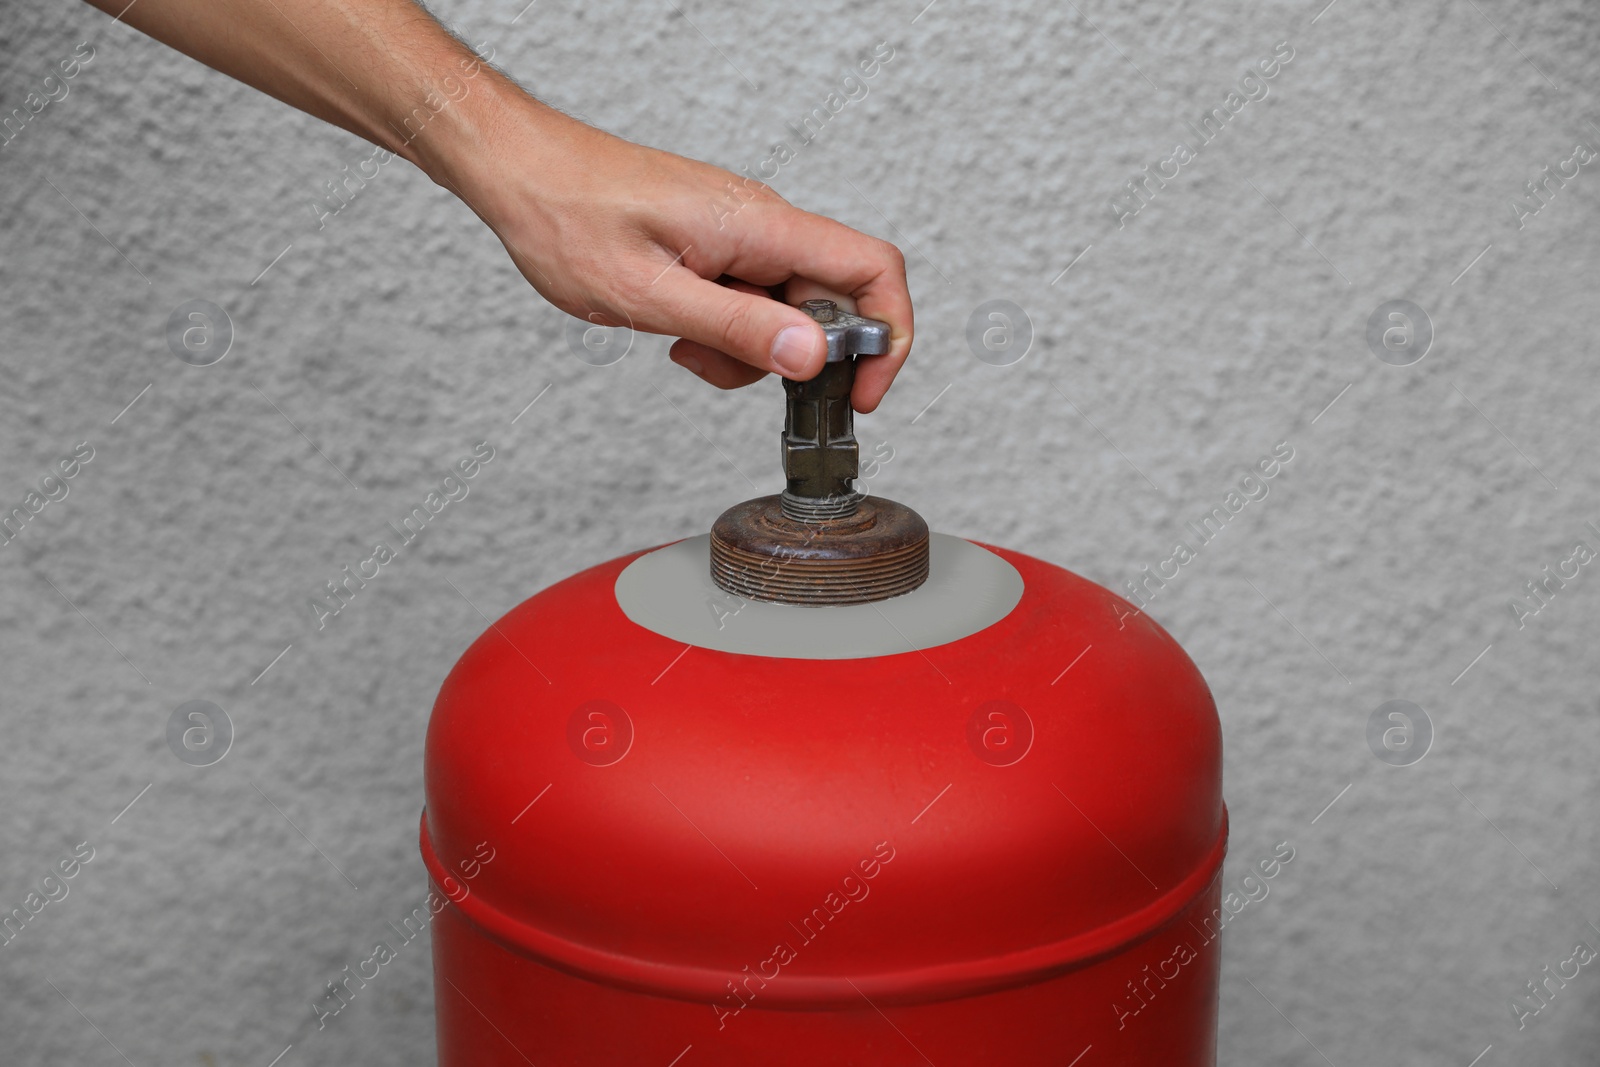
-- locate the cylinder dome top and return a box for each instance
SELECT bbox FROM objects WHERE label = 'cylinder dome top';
[422,537,1224,1009]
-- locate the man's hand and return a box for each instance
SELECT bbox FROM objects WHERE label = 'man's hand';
[436,108,912,411]
[85,0,914,412]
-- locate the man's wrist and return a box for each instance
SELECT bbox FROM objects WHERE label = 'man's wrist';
[396,61,579,218]
[376,43,507,171]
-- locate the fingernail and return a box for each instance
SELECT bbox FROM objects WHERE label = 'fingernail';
[671,352,703,376]
[771,325,817,376]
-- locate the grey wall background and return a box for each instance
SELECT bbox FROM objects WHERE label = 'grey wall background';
[3,0,1598,1062]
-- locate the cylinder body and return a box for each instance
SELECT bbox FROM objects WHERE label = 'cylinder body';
[422,539,1226,1065]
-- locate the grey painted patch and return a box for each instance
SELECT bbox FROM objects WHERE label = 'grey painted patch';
[614,533,1024,659]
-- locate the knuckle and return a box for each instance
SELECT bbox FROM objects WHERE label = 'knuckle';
[718,298,758,352]
[732,175,786,205]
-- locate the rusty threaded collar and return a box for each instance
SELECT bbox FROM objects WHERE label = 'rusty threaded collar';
[710,495,930,606]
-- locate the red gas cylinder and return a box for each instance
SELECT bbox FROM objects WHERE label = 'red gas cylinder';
[422,303,1226,1065]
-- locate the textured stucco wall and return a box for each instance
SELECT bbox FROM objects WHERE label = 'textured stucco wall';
[3,0,1599,1063]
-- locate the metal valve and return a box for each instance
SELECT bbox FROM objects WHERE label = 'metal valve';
[780,299,892,521]
[708,298,928,607]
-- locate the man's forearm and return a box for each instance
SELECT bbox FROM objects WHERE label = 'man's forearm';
[82,0,551,187]
[85,0,915,408]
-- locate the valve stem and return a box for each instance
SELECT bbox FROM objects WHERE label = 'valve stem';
[781,299,861,522]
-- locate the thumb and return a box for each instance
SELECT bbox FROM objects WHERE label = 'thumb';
[641,270,827,381]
